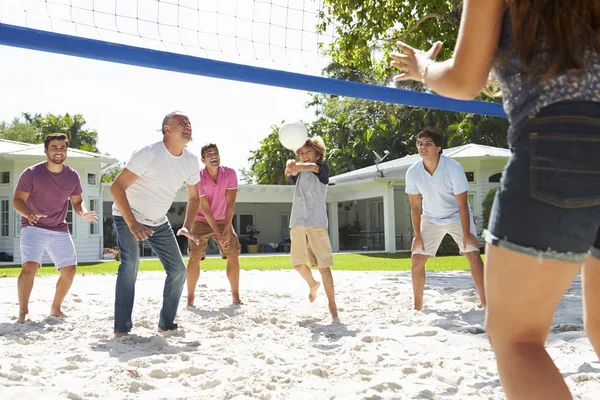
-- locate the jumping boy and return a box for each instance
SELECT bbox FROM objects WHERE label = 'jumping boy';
[285,136,338,320]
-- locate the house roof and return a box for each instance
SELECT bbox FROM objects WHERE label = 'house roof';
[0,139,119,169]
[329,143,510,184]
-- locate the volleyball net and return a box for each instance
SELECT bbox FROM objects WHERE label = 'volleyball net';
[0,0,505,117]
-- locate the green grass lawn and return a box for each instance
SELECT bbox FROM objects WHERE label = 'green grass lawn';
[0,253,481,278]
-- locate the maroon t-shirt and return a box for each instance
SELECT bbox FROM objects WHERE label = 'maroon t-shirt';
[16,162,82,232]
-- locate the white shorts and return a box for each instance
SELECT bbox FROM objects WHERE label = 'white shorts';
[20,226,77,269]
[412,216,479,257]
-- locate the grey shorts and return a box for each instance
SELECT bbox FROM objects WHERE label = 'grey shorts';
[20,226,77,268]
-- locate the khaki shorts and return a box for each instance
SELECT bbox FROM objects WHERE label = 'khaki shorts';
[412,215,479,257]
[188,220,240,260]
[290,226,334,268]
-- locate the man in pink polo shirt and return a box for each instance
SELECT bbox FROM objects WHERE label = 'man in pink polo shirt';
[186,143,242,306]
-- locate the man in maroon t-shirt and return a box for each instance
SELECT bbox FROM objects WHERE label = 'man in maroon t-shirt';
[13,133,98,323]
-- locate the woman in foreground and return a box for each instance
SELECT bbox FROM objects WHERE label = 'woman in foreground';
[389,1,600,399]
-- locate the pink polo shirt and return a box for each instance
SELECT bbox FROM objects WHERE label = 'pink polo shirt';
[196,166,238,221]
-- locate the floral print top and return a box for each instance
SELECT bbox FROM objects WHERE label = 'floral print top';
[491,10,600,147]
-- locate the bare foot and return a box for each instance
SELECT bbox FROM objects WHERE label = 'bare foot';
[187,296,195,307]
[50,311,68,319]
[309,281,321,303]
[329,304,338,320]
[233,298,245,305]
[114,332,129,339]
[16,312,28,324]
[412,303,423,311]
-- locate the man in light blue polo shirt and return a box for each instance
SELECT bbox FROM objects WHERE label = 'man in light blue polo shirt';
[405,129,485,311]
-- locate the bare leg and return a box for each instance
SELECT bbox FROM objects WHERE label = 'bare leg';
[484,244,581,400]
[464,251,486,308]
[17,262,39,323]
[317,267,337,319]
[293,264,320,302]
[583,255,600,357]
[226,255,242,304]
[50,265,76,318]
[411,254,429,311]
[186,256,201,307]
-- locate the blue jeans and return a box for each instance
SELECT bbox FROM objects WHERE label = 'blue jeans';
[113,216,186,333]
[487,101,600,263]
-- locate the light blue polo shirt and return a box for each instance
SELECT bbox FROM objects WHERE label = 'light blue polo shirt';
[405,155,471,225]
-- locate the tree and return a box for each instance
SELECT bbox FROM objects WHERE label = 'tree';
[243,94,508,184]
[243,0,511,184]
[23,112,100,152]
[318,0,463,84]
[0,118,40,143]
[101,164,124,183]
[243,125,297,185]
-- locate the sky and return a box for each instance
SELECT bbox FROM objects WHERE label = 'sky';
[0,0,334,177]
[0,45,317,176]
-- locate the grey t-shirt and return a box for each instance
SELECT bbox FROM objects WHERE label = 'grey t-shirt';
[289,163,330,228]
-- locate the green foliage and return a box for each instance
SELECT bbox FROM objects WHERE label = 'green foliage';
[22,112,100,152]
[1,113,101,153]
[244,94,508,184]
[243,0,510,184]
[0,253,476,277]
[242,124,298,185]
[318,0,463,84]
[101,164,123,183]
[0,118,40,143]
[437,234,460,256]
[482,187,499,231]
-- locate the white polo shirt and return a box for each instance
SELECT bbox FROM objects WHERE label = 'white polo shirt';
[405,155,471,225]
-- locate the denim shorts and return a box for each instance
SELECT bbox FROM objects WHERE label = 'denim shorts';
[486,101,600,263]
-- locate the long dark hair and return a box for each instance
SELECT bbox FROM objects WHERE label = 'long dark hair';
[508,0,600,81]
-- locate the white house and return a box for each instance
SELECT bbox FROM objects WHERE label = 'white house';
[0,139,118,264]
[0,139,509,264]
[102,143,510,256]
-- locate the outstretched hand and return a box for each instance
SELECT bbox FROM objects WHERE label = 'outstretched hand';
[177,227,199,246]
[79,211,99,223]
[390,40,443,82]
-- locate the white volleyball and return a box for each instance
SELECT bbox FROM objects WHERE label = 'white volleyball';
[279,119,308,151]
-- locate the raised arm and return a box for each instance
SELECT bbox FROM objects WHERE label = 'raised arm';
[391,0,506,100]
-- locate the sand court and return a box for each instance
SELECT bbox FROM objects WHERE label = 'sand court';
[1,270,600,399]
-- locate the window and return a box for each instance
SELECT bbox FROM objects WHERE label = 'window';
[14,210,21,237]
[280,214,290,241]
[489,172,502,183]
[239,214,255,235]
[468,193,476,210]
[468,193,477,226]
[465,171,475,183]
[89,199,99,235]
[0,171,10,185]
[87,173,97,186]
[66,202,74,235]
[0,199,9,237]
